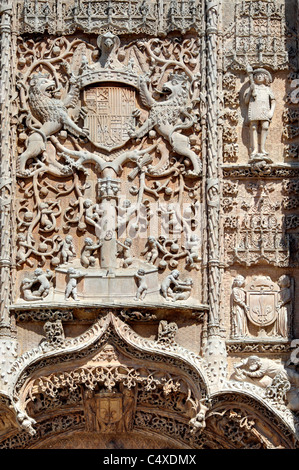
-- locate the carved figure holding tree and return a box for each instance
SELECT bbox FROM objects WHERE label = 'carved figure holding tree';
[81,237,102,268]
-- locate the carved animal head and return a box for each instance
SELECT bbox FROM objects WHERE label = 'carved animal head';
[161,72,190,100]
[29,73,58,98]
[97,32,120,67]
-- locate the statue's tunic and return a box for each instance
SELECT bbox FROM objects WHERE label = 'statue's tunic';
[248,85,275,122]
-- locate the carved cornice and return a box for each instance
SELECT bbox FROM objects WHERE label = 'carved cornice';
[14,0,204,36]
[226,340,292,355]
[10,302,209,325]
[222,164,299,179]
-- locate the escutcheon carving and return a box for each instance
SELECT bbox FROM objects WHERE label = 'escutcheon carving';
[231,275,293,340]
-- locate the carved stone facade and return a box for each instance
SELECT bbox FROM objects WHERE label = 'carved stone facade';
[0,0,298,450]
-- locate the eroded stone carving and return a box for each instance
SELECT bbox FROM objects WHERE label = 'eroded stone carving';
[232,355,288,388]
[65,268,85,301]
[231,275,249,338]
[134,269,148,301]
[160,270,193,302]
[156,320,178,346]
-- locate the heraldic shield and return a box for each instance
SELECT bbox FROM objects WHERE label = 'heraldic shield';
[246,290,278,327]
[245,276,279,328]
[84,392,124,432]
[83,84,137,152]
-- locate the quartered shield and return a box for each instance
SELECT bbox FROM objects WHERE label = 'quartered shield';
[83,84,137,152]
[246,290,278,327]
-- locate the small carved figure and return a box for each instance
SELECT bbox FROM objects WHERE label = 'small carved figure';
[15,401,36,436]
[16,233,34,267]
[21,278,40,301]
[157,320,178,345]
[33,268,53,298]
[244,67,276,162]
[160,269,181,300]
[97,32,121,69]
[276,275,292,338]
[172,278,193,302]
[185,234,200,270]
[141,236,166,265]
[116,238,134,268]
[39,202,55,231]
[65,268,85,301]
[134,268,148,301]
[189,401,209,434]
[122,388,136,432]
[21,268,53,301]
[81,237,102,268]
[61,235,76,264]
[231,275,249,338]
[83,199,104,231]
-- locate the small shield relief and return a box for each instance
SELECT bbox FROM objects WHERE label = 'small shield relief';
[83,84,137,152]
[98,394,123,425]
[246,290,278,327]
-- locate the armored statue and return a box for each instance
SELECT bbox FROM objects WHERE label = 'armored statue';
[244,67,276,163]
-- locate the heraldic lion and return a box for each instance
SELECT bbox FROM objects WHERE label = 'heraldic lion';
[18,73,87,175]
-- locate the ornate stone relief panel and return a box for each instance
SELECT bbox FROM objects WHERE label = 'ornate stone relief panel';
[0,0,299,450]
[13,25,207,348]
[221,179,299,267]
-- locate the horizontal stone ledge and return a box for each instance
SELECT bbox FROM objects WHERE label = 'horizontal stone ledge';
[222,163,299,179]
[9,300,210,323]
[226,338,291,354]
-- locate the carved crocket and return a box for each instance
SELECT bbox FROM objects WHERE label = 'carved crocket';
[18,73,87,175]
[129,73,202,177]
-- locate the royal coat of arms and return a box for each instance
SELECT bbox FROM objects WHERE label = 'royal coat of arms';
[83,85,137,152]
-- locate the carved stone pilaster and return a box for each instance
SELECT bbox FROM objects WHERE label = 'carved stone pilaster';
[204,0,227,385]
[205,0,221,328]
[0,1,13,328]
[0,1,18,386]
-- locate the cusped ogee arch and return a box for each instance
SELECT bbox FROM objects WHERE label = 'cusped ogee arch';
[0,313,210,448]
